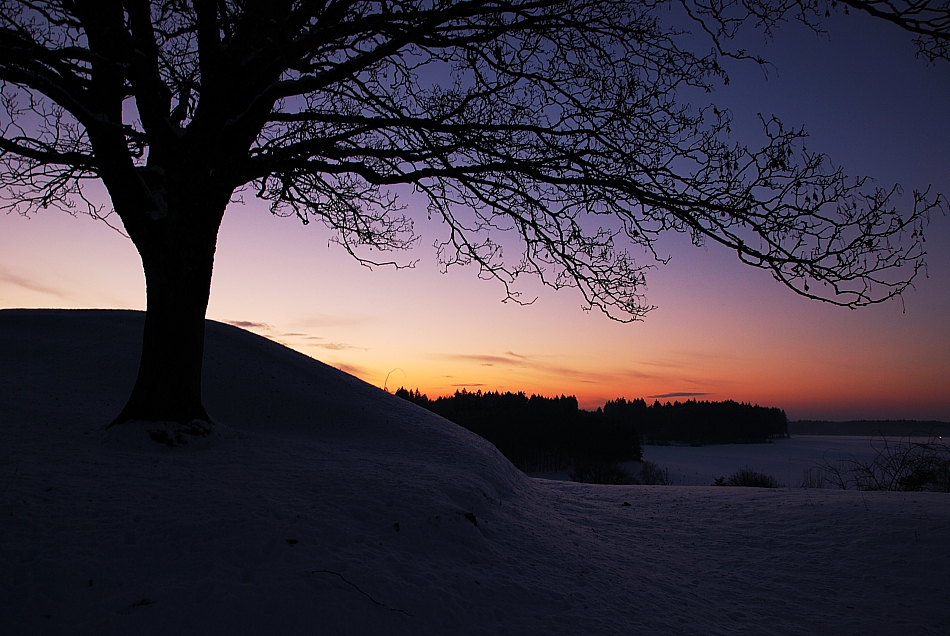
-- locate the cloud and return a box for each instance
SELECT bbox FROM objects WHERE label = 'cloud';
[438,351,659,384]
[638,359,686,369]
[647,392,711,399]
[307,342,366,351]
[0,267,69,299]
[333,362,371,378]
[450,383,486,387]
[225,320,270,330]
[442,352,531,367]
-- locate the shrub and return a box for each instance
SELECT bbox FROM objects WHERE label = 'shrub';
[801,436,950,492]
[714,468,782,488]
[634,460,672,485]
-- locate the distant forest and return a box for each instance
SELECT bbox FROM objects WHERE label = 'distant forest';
[395,388,640,471]
[603,397,788,445]
[789,420,950,436]
[394,388,788,471]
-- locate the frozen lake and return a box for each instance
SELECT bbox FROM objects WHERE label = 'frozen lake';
[634,435,948,487]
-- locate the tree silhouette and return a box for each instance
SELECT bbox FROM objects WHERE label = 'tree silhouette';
[684,0,949,64]
[0,1,942,426]
[394,388,642,469]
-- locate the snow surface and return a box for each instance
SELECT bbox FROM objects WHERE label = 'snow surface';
[531,437,921,487]
[1,309,948,635]
[637,436,948,488]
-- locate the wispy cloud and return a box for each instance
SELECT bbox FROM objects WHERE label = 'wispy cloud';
[647,392,711,399]
[450,383,486,387]
[281,334,327,340]
[225,320,270,331]
[308,341,366,351]
[0,267,69,299]
[438,351,660,385]
[334,362,371,378]
[638,359,686,369]
[441,352,531,367]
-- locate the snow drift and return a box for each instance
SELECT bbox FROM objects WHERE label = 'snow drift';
[1,309,947,635]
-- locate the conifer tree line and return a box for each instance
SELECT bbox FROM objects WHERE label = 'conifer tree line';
[603,398,789,445]
[395,388,788,470]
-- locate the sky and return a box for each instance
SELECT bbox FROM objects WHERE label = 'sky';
[1,10,948,421]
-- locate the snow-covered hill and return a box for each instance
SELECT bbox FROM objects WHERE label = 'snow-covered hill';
[1,309,947,635]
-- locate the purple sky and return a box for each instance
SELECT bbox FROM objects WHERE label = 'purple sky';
[1,9,947,421]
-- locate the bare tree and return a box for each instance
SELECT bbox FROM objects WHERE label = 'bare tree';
[682,0,950,63]
[0,1,941,427]
[801,435,950,491]
[846,0,949,61]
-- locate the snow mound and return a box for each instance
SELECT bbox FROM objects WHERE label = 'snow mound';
[1,309,948,635]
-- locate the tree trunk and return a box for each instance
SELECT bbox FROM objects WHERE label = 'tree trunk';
[111,203,223,426]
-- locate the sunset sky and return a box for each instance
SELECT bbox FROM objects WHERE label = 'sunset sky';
[1,11,947,422]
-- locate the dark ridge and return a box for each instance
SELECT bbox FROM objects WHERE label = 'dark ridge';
[790,420,950,437]
[603,398,788,446]
[395,389,789,473]
[394,388,641,472]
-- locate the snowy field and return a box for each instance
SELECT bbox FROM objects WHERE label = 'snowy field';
[1,309,948,635]
[532,437,941,487]
[637,436,950,487]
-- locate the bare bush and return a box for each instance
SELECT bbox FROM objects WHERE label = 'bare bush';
[801,436,950,492]
[635,461,672,486]
[714,468,782,488]
[799,466,836,490]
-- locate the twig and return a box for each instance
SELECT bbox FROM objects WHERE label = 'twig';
[310,570,413,616]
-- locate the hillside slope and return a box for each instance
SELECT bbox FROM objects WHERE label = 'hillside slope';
[1,309,947,635]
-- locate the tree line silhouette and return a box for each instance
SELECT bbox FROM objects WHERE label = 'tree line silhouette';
[603,398,788,445]
[395,388,640,472]
[395,388,788,471]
